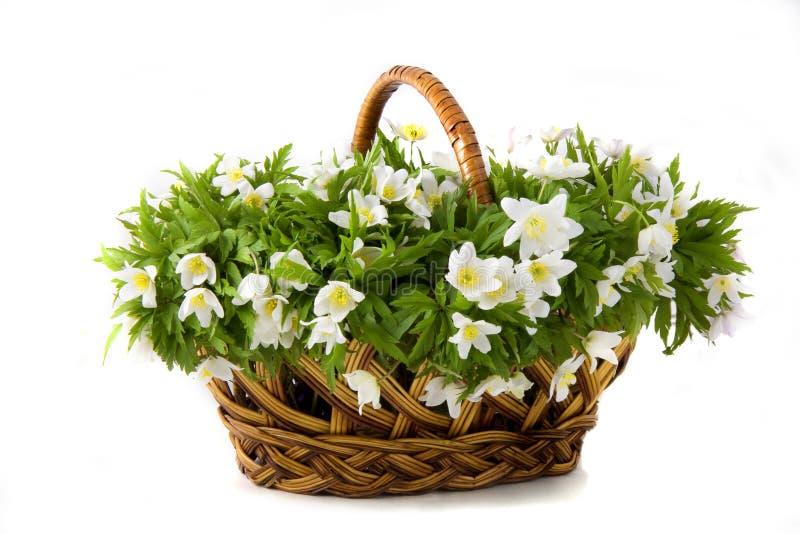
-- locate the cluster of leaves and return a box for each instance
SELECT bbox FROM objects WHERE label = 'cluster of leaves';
[99,128,752,394]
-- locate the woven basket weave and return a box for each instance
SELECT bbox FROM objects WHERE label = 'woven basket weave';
[207,65,636,497]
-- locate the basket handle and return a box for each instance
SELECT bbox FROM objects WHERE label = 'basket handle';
[350,66,493,205]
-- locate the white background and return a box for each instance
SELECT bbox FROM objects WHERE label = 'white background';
[1,0,799,532]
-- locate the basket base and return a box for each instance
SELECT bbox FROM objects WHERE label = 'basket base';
[218,407,592,497]
[208,338,634,497]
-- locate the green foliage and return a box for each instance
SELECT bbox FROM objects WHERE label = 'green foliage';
[99,127,753,394]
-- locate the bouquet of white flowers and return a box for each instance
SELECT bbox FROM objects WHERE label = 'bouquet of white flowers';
[100,66,751,496]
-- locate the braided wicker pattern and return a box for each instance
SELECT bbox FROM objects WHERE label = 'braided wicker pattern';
[206,66,636,496]
[207,338,633,496]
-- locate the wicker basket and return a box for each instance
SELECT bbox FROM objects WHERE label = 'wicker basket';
[206,65,636,497]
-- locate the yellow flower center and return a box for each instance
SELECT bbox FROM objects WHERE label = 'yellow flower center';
[559,370,576,389]
[244,193,263,208]
[200,367,212,379]
[487,279,506,297]
[401,124,427,141]
[528,262,549,282]
[133,272,150,291]
[714,278,731,291]
[457,267,479,288]
[631,156,647,173]
[190,293,207,308]
[665,223,679,244]
[188,256,207,275]
[413,189,424,201]
[358,207,374,223]
[463,325,479,341]
[427,193,443,208]
[671,204,682,218]
[331,287,351,306]
[624,263,642,282]
[264,299,278,314]
[382,185,396,200]
[226,167,244,183]
[525,216,546,238]
[562,157,572,167]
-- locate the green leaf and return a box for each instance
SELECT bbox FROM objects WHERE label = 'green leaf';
[103,323,124,364]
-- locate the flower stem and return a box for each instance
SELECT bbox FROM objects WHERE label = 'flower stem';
[377,360,403,383]
[250,251,260,274]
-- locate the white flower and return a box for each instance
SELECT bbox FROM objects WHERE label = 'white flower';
[529,154,589,183]
[253,294,289,323]
[404,188,432,222]
[703,274,743,307]
[251,315,281,349]
[516,251,577,297]
[583,330,623,373]
[328,190,389,228]
[478,256,518,310]
[117,264,157,308]
[373,166,416,202]
[278,309,302,349]
[343,370,382,415]
[621,255,648,286]
[303,315,346,355]
[629,146,665,179]
[520,294,551,335]
[352,238,382,268]
[314,281,365,322]
[444,242,501,301]
[385,119,428,141]
[175,253,217,290]
[212,155,255,196]
[419,377,467,419]
[595,265,625,316]
[708,303,748,341]
[501,194,584,259]
[448,312,501,359]
[178,288,224,328]
[239,182,275,211]
[194,356,240,384]
[467,375,509,402]
[418,169,458,209]
[468,373,535,403]
[596,138,628,159]
[270,250,312,293]
[232,273,271,305]
[632,174,673,205]
[299,151,354,201]
[405,170,458,228]
[540,126,575,143]
[507,371,534,400]
[650,259,677,298]
[549,355,585,402]
[670,190,695,220]
[637,200,678,259]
